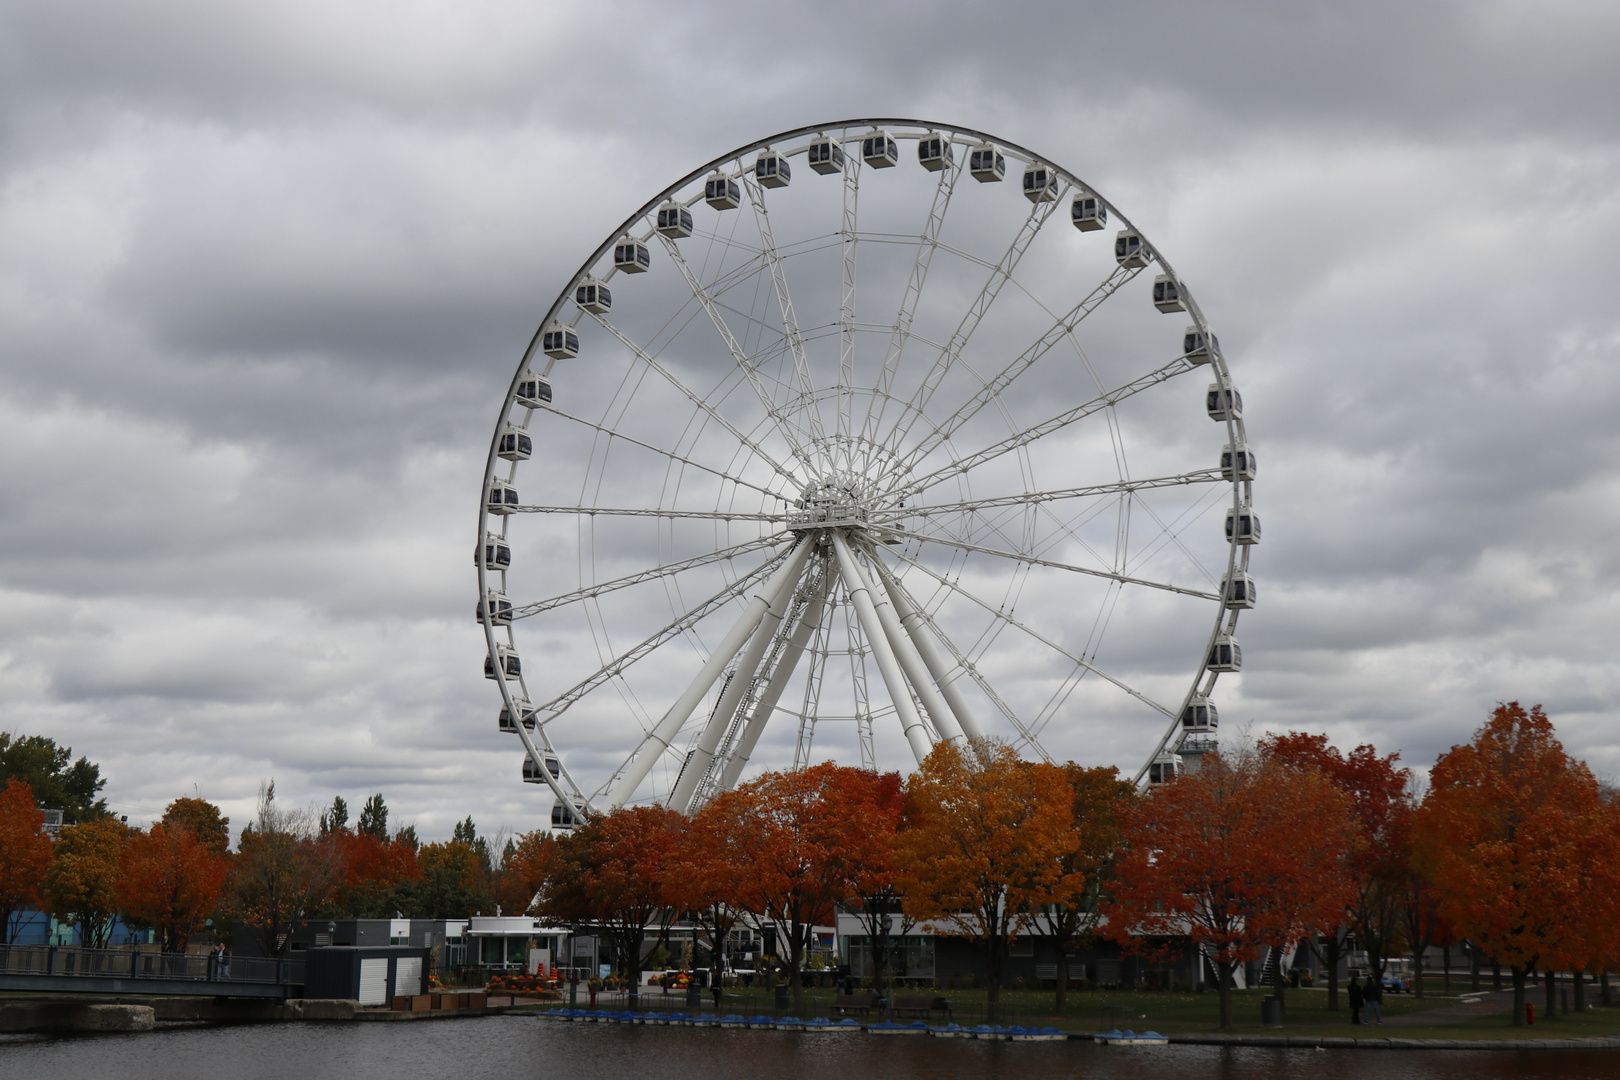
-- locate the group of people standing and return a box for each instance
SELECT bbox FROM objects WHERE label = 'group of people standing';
[1347,975,1383,1024]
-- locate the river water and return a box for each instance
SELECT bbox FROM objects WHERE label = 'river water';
[4,1016,1620,1079]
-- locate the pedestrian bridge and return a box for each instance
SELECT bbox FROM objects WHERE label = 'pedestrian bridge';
[0,944,303,999]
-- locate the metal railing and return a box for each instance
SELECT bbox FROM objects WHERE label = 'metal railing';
[0,944,304,987]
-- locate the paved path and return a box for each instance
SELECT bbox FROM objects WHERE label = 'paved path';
[1380,988,1515,1027]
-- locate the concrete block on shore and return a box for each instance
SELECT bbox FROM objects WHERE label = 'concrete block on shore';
[291,999,359,1021]
[0,1003,155,1033]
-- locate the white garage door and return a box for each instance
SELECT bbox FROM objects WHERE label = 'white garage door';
[359,958,389,1006]
[394,957,423,999]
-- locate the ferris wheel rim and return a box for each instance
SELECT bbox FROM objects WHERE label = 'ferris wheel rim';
[477,119,1252,817]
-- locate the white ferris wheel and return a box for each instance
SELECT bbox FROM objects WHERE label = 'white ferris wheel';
[476,120,1256,828]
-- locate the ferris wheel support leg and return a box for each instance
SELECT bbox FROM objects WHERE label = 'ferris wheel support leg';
[848,541,964,746]
[668,548,810,813]
[871,557,986,742]
[830,531,932,764]
[716,568,832,792]
[605,537,813,810]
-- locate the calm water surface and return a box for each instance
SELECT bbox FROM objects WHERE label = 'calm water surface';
[4,1017,1619,1080]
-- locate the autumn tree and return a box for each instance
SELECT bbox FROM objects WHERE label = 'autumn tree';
[118,822,230,952]
[1414,703,1612,1027]
[0,779,55,944]
[834,770,907,1002]
[898,741,1076,1021]
[1104,751,1356,1029]
[1027,764,1136,1013]
[723,763,899,1011]
[497,830,555,917]
[43,816,129,948]
[230,782,342,957]
[579,806,682,995]
[0,732,108,824]
[162,798,230,856]
[327,830,423,918]
[663,797,756,1000]
[1260,732,1409,1008]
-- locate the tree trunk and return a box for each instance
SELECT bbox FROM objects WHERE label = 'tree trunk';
[1442,942,1451,993]
[1271,947,1286,1019]
[1412,946,1425,999]
[1574,969,1586,1013]
[1511,966,1527,1027]
[1544,968,1557,1020]
[1470,944,1480,992]
[1216,959,1235,1029]
[985,936,1003,1023]
[1493,961,1502,991]
[1325,933,1342,1011]
[1602,969,1613,1007]
[1055,948,1069,1014]
[788,920,806,1012]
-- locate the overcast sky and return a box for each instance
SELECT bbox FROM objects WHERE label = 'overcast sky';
[3,0,1619,841]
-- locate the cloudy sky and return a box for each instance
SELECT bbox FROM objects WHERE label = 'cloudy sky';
[3,0,1619,841]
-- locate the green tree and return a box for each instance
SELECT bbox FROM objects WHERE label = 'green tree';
[357,794,388,839]
[0,733,109,824]
[320,796,350,837]
[406,841,489,918]
[161,797,231,856]
[393,824,419,852]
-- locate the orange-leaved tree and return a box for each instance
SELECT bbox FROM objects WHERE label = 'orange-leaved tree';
[568,806,683,992]
[663,795,758,1000]
[496,829,555,918]
[834,770,907,1001]
[329,829,423,917]
[43,815,130,948]
[1027,764,1136,1013]
[118,822,230,952]
[0,778,55,945]
[724,762,898,1011]
[898,740,1076,1021]
[1259,732,1410,1010]
[1413,702,1611,1026]
[1103,751,1356,1029]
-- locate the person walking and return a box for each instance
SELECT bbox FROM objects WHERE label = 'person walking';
[1365,977,1383,1024]
[1347,975,1364,1025]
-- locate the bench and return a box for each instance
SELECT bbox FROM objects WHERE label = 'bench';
[833,992,882,1015]
[890,995,952,1020]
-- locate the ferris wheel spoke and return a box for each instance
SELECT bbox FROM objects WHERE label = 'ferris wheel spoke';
[886,546,1179,722]
[532,402,784,501]
[533,548,792,728]
[511,505,786,523]
[744,178,832,459]
[510,533,789,620]
[869,554,1050,762]
[879,187,1067,459]
[893,352,1200,502]
[889,262,1144,480]
[885,525,1219,601]
[656,235,824,481]
[589,311,804,487]
[876,469,1222,522]
[859,158,960,463]
[837,147,861,472]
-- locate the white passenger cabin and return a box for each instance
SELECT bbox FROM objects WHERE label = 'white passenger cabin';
[542,323,578,359]
[1152,274,1186,313]
[477,590,513,625]
[486,478,519,515]
[498,424,532,462]
[499,704,537,732]
[1115,228,1152,268]
[476,534,511,571]
[1221,572,1257,610]
[1183,326,1218,363]
[485,646,522,680]
[807,135,846,174]
[1205,383,1241,421]
[516,372,552,408]
[1022,164,1059,203]
[1207,634,1242,672]
[1225,503,1261,545]
[755,151,791,188]
[1220,442,1257,481]
[917,132,952,171]
[1071,193,1106,231]
[655,202,694,238]
[1148,753,1181,786]
[969,144,1006,182]
[1181,696,1218,733]
[575,278,611,314]
[613,238,651,273]
[861,130,899,168]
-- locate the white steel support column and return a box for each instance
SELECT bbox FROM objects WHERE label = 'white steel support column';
[606,538,813,809]
[717,568,832,791]
[830,531,932,763]
[668,547,808,813]
[872,557,986,742]
[846,543,964,745]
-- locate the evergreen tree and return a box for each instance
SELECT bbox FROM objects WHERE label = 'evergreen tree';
[0,732,109,824]
[320,796,350,836]
[357,794,388,839]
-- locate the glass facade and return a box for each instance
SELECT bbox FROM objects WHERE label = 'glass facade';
[842,934,935,980]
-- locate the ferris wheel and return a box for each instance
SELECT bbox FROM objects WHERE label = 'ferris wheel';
[476,120,1255,826]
